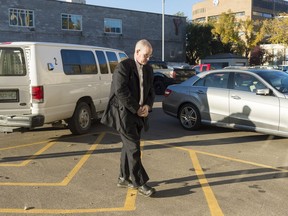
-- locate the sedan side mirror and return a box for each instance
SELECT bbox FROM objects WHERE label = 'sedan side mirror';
[256,88,270,96]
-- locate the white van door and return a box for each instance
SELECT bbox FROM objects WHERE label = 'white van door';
[0,47,31,116]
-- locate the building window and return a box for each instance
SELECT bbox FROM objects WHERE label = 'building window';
[9,8,34,27]
[253,11,273,18]
[104,18,122,34]
[193,8,206,16]
[61,14,82,31]
[235,12,245,17]
[194,17,206,23]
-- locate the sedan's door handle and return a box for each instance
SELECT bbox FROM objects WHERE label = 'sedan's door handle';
[231,95,241,99]
[197,90,205,94]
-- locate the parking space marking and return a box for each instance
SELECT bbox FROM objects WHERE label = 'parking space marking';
[0,205,135,214]
[189,150,224,216]
[0,132,137,214]
[148,139,288,216]
[0,140,48,151]
[0,141,56,167]
[1,132,287,215]
[193,149,288,173]
[0,133,105,186]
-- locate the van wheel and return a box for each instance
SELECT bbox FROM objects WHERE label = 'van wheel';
[154,80,165,95]
[68,102,91,135]
[178,103,201,130]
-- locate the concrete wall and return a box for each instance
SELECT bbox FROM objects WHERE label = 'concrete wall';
[0,0,187,61]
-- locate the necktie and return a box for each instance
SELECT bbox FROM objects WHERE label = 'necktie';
[139,66,144,106]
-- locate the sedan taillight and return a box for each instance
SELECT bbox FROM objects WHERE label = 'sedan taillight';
[164,89,172,97]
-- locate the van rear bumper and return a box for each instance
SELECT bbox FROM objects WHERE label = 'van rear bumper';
[0,115,44,128]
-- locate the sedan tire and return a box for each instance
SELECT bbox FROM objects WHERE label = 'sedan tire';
[178,103,201,130]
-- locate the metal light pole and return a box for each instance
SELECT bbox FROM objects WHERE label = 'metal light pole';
[162,0,165,61]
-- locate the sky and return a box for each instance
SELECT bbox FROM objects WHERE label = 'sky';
[85,0,203,20]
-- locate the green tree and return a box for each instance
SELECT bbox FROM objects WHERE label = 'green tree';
[211,11,268,63]
[239,19,264,58]
[211,11,240,53]
[174,11,185,17]
[268,13,288,45]
[186,23,213,65]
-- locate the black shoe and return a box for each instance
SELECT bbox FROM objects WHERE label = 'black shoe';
[138,184,156,197]
[117,177,134,188]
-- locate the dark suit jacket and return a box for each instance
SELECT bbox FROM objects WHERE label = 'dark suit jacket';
[101,58,155,135]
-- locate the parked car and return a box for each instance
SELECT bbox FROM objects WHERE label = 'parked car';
[278,65,288,72]
[0,42,128,134]
[148,60,196,95]
[162,68,288,138]
[192,64,211,74]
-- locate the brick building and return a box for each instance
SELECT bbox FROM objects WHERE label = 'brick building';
[0,0,187,61]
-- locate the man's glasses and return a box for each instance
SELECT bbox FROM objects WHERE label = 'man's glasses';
[144,53,153,59]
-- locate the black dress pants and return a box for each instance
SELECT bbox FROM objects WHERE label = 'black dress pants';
[119,120,149,187]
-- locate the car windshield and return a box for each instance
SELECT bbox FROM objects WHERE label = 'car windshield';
[253,70,288,93]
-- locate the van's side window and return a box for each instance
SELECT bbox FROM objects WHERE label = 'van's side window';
[0,48,26,76]
[119,52,128,61]
[106,51,118,73]
[95,51,109,74]
[61,50,97,75]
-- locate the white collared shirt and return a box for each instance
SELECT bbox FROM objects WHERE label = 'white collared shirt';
[135,60,144,106]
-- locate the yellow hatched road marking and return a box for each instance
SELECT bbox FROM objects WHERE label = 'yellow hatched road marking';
[0,141,56,167]
[4,134,285,215]
[0,140,48,151]
[0,132,137,214]
[148,139,288,216]
[189,150,224,216]
[60,132,104,186]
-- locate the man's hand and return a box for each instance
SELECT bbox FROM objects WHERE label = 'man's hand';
[137,105,150,117]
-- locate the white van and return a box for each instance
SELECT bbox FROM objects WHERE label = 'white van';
[0,42,128,134]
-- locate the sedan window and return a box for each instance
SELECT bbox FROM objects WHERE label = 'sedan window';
[234,73,265,92]
[194,72,229,88]
[257,71,288,93]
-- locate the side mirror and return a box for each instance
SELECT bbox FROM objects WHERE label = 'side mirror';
[256,88,270,96]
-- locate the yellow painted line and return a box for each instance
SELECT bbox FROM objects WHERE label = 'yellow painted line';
[0,142,56,167]
[0,206,134,214]
[123,188,137,210]
[0,132,137,214]
[193,149,288,173]
[189,150,224,216]
[0,132,102,151]
[0,133,104,186]
[0,140,48,151]
[148,140,288,173]
[60,132,105,186]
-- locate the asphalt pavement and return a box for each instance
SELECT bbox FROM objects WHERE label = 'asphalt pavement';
[0,96,287,216]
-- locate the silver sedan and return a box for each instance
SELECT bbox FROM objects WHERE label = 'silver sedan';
[162,69,288,137]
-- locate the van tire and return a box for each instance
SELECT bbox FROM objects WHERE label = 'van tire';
[68,102,91,135]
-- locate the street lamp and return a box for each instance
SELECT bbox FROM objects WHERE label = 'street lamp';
[162,0,165,61]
